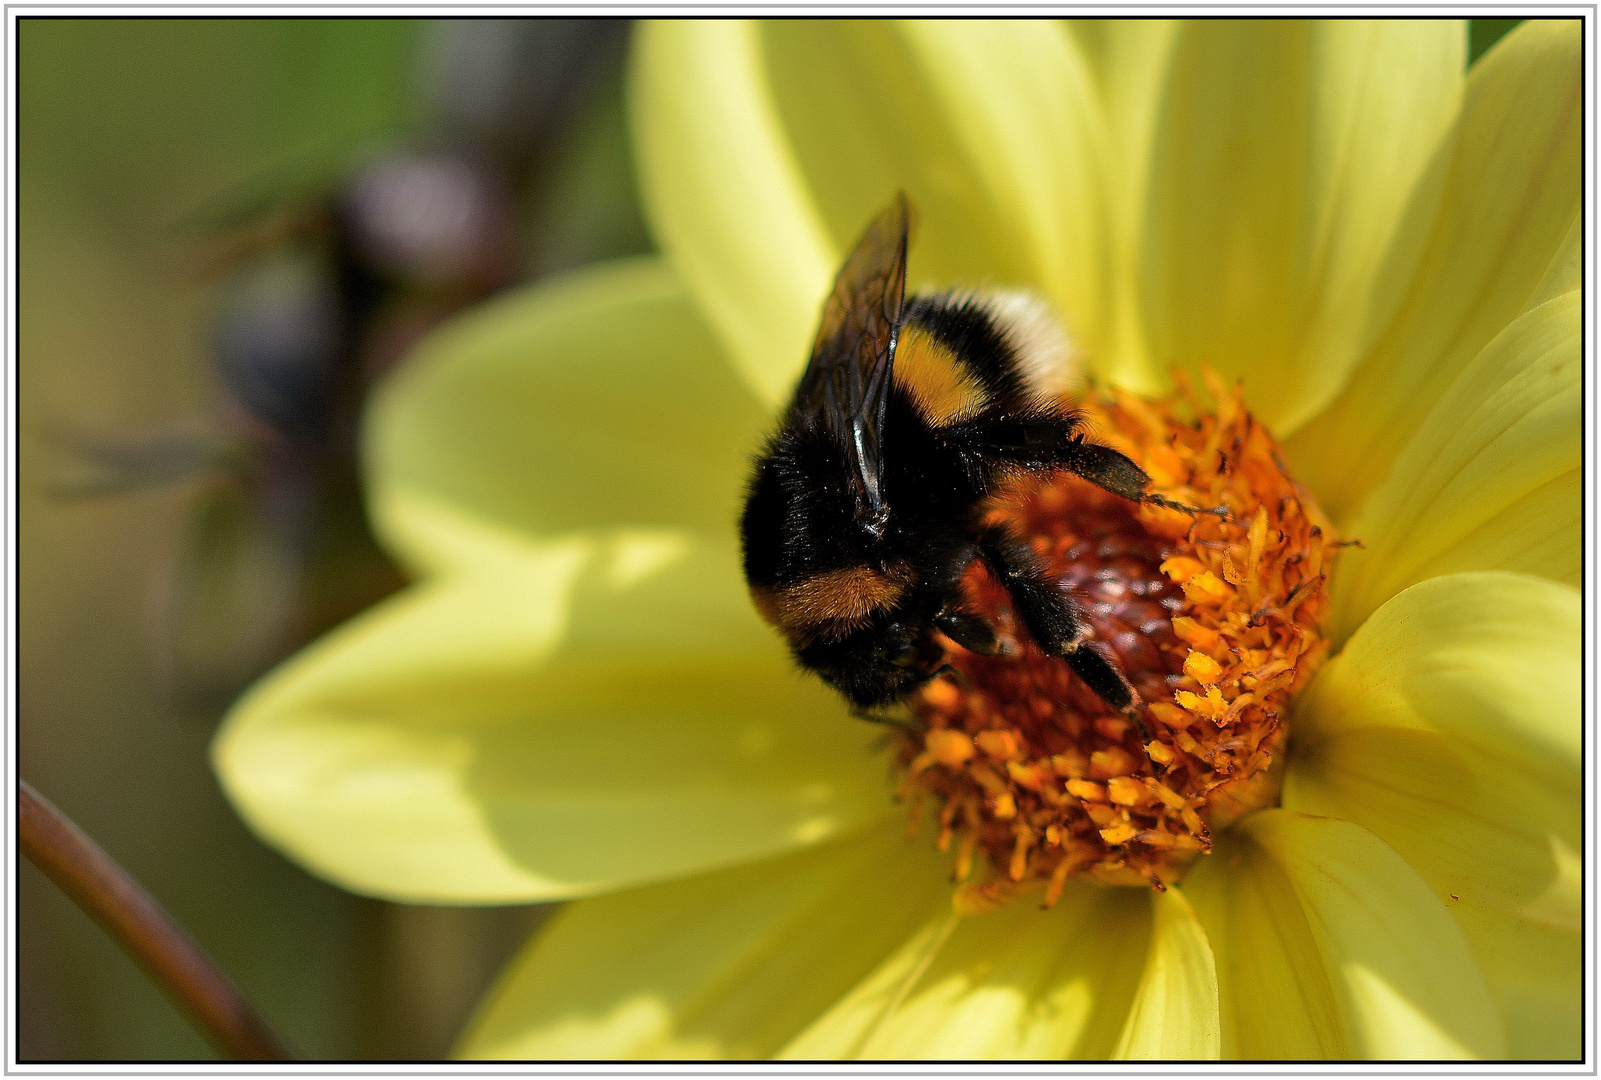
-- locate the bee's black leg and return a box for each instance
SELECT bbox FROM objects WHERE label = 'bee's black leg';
[933,608,1008,657]
[975,524,1141,716]
[952,416,1220,514]
[975,525,1081,650]
[1063,640,1142,718]
[1056,435,1152,502]
[1060,436,1227,517]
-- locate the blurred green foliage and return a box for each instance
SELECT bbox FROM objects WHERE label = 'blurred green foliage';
[22,20,418,240]
[1469,18,1522,65]
[21,15,646,1061]
[21,18,416,1061]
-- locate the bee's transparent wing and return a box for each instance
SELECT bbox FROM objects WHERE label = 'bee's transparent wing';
[791,193,911,530]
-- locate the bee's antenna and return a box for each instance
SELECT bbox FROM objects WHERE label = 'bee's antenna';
[1144,493,1230,519]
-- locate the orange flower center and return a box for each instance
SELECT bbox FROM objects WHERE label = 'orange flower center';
[896,378,1337,911]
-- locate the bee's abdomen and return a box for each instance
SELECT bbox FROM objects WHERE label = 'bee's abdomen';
[741,434,911,644]
[749,562,912,644]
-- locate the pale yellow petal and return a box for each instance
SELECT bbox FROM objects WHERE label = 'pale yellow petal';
[629,20,835,407]
[1063,19,1179,390]
[1299,571,1580,772]
[214,535,885,904]
[1525,211,1580,312]
[366,258,769,576]
[1328,291,1580,643]
[1184,810,1505,1059]
[1139,20,1465,433]
[1289,19,1581,520]
[890,21,1113,370]
[635,20,1120,402]
[781,882,1152,1059]
[1287,571,1580,1057]
[1065,19,1179,228]
[1112,888,1221,1060]
[455,822,952,1059]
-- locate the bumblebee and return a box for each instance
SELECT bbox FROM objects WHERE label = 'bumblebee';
[741,194,1192,716]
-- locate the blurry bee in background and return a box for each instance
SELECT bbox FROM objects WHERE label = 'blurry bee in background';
[741,194,1208,721]
[43,18,642,711]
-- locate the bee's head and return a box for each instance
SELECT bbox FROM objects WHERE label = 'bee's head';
[797,618,939,709]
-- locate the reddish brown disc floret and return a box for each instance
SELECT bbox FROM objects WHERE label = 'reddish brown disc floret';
[897,377,1336,910]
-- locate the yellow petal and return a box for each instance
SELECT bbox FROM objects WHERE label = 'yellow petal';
[1183,809,1506,1059]
[1139,20,1464,434]
[367,258,769,576]
[887,21,1113,370]
[455,822,952,1059]
[1290,19,1581,520]
[1287,571,1580,1058]
[1328,290,1580,643]
[635,20,1117,401]
[214,536,885,903]
[780,881,1153,1059]
[629,20,836,407]
[1112,887,1221,1060]
[1299,571,1579,773]
[1063,19,1179,390]
[1524,210,1580,313]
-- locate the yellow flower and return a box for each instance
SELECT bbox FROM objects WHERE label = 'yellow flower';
[213,19,1580,1060]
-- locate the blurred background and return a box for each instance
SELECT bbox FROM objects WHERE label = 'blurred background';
[16,16,1522,1062]
[19,17,649,1060]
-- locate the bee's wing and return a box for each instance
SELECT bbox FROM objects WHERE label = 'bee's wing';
[792,194,911,531]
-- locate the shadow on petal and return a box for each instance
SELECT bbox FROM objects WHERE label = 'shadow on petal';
[216,533,889,904]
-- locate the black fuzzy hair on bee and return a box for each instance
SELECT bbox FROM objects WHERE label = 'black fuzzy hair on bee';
[740,194,1178,717]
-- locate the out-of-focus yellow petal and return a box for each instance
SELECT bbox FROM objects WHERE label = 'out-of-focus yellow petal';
[1287,572,1580,1058]
[1525,212,1580,313]
[1139,20,1464,434]
[1066,19,1178,224]
[1184,810,1505,1059]
[629,20,835,407]
[455,822,952,1059]
[367,258,769,576]
[780,882,1152,1059]
[1328,291,1579,643]
[214,529,886,904]
[1112,888,1221,1060]
[1063,19,1178,390]
[1290,19,1581,520]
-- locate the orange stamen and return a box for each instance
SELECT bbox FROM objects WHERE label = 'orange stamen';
[899,384,1335,901]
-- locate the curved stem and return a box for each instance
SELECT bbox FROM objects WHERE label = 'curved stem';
[19,779,290,1061]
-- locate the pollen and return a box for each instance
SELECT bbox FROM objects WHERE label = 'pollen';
[899,376,1335,900]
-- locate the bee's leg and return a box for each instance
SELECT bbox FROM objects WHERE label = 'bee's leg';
[932,608,1009,657]
[974,524,1082,651]
[1063,642,1146,732]
[975,524,1141,716]
[1059,436,1227,517]
[954,415,1224,516]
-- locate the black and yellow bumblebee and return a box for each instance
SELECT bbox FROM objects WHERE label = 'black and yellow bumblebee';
[741,194,1196,717]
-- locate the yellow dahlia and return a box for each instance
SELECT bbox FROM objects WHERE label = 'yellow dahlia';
[214,19,1581,1060]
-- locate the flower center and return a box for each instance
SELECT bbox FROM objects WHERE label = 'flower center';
[896,377,1336,910]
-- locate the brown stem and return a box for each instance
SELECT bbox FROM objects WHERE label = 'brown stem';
[19,779,290,1061]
